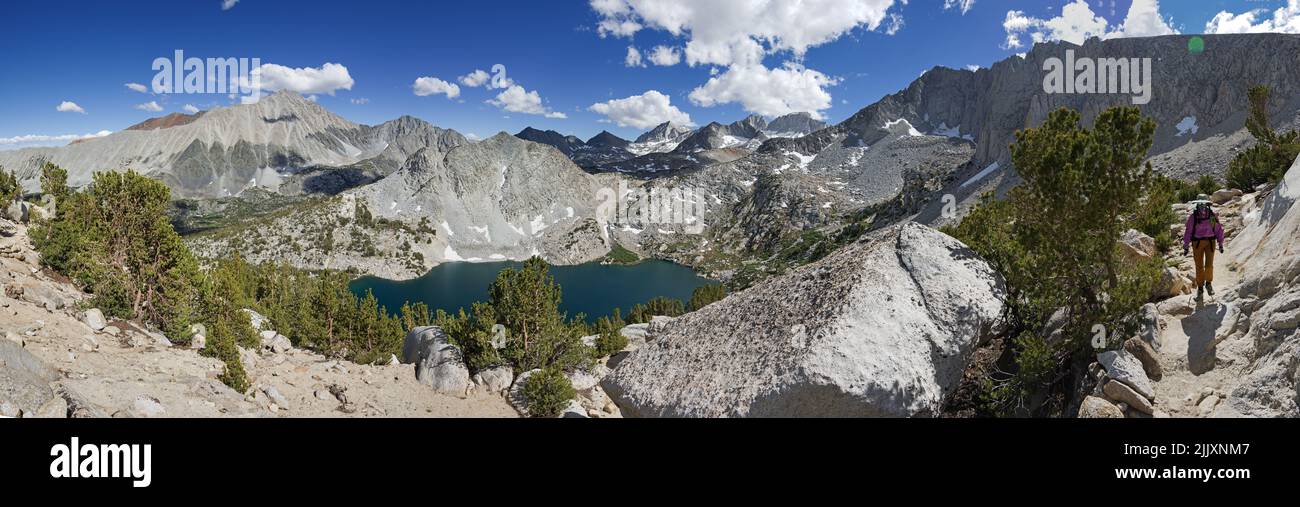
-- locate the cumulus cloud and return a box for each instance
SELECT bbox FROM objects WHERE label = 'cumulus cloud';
[459,69,490,87]
[625,46,645,67]
[253,62,355,96]
[182,104,200,114]
[488,85,566,119]
[350,97,370,105]
[125,82,149,94]
[56,101,86,114]
[591,0,899,67]
[135,101,164,112]
[0,130,112,148]
[647,45,681,66]
[1002,0,1177,49]
[1108,0,1180,39]
[590,0,895,117]
[689,63,838,119]
[1205,0,1300,34]
[221,0,238,10]
[412,76,461,99]
[943,0,975,15]
[589,90,693,129]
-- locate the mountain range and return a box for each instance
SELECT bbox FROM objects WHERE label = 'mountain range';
[514,112,828,174]
[5,33,1300,283]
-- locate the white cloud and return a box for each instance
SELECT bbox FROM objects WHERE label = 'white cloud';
[487,85,566,118]
[689,63,837,119]
[1108,0,1179,39]
[965,64,981,71]
[1002,0,1177,49]
[589,90,694,129]
[182,104,200,114]
[350,97,370,105]
[221,0,238,10]
[253,62,354,95]
[647,45,681,66]
[125,82,149,94]
[56,101,86,114]
[590,0,892,118]
[944,0,975,15]
[458,69,491,87]
[412,77,460,99]
[590,0,900,67]
[135,101,164,112]
[625,46,645,67]
[0,130,111,149]
[884,12,904,35]
[1205,0,1300,34]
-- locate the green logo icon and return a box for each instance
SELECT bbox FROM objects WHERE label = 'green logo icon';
[1188,36,1205,55]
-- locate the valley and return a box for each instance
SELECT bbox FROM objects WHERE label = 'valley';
[3,32,1300,420]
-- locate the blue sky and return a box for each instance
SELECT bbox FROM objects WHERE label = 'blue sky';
[1,0,1295,148]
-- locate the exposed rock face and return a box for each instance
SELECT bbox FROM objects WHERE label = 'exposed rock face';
[1218,156,1300,417]
[358,133,613,265]
[602,223,1006,417]
[403,326,471,397]
[0,91,467,198]
[0,340,61,416]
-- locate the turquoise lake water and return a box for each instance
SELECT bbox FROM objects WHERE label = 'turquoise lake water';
[350,260,716,322]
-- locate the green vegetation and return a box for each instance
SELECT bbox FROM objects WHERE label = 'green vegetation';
[687,284,727,312]
[627,296,684,324]
[0,166,19,210]
[1226,85,1299,191]
[601,242,641,264]
[32,170,202,340]
[40,162,70,205]
[519,368,575,418]
[591,309,628,357]
[29,165,413,390]
[944,107,1164,416]
[437,258,593,383]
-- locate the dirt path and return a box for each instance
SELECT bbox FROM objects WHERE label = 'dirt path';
[1149,197,1253,417]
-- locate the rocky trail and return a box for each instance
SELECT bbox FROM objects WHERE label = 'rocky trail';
[1084,159,1300,418]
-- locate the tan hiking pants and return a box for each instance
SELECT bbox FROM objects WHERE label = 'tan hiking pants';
[1192,239,1216,287]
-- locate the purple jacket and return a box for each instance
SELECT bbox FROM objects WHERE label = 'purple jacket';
[1183,207,1224,249]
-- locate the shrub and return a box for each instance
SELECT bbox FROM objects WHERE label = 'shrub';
[40,162,70,204]
[520,368,575,418]
[627,296,685,323]
[947,106,1164,415]
[32,169,201,339]
[687,284,727,312]
[0,167,19,210]
[1133,176,1181,253]
[1226,85,1299,191]
[591,310,627,357]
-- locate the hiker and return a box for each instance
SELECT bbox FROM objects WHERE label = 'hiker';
[1183,194,1225,301]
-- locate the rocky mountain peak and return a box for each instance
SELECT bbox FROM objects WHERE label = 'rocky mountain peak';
[586,130,629,148]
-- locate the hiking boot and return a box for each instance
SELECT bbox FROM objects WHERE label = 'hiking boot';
[1206,282,1215,296]
[1197,284,1204,301]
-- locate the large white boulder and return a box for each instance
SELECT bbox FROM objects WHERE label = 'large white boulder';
[1220,155,1300,417]
[402,326,470,397]
[601,223,1006,417]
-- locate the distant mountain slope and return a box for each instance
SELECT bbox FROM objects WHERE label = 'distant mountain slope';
[0,91,466,198]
